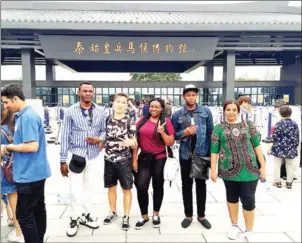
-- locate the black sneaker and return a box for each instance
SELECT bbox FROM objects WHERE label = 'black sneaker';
[66,217,80,237]
[135,217,149,230]
[152,216,161,228]
[121,216,130,231]
[103,211,118,225]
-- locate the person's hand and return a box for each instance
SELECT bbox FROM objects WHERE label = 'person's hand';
[183,125,197,137]
[157,121,166,134]
[132,159,138,173]
[60,163,69,177]
[210,171,218,182]
[1,146,7,157]
[99,142,105,151]
[85,137,101,145]
[259,166,266,181]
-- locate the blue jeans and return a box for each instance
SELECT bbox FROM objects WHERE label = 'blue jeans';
[16,179,47,243]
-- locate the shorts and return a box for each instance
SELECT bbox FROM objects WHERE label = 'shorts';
[104,159,133,190]
[223,179,258,211]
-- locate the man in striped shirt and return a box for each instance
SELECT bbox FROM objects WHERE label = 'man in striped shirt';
[59,82,107,237]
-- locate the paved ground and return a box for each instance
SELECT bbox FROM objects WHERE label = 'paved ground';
[1,142,301,242]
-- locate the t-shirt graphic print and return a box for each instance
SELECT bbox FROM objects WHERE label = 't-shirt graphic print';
[105,116,136,163]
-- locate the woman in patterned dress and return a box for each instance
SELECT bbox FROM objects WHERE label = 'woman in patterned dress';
[1,105,23,242]
[210,100,266,242]
[271,106,300,189]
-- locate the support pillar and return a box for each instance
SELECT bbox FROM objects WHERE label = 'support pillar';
[46,60,55,84]
[202,61,214,105]
[21,49,36,99]
[222,51,235,101]
[46,60,58,105]
[204,61,214,82]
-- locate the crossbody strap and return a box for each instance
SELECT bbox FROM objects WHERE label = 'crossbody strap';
[1,129,13,144]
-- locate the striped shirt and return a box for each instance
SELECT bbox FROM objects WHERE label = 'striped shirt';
[60,102,107,163]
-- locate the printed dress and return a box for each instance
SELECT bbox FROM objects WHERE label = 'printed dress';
[1,125,17,194]
[211,121,261,182]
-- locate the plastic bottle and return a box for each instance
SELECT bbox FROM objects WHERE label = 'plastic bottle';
[191,117,195,126]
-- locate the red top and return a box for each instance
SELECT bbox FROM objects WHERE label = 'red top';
[137,118,175,159]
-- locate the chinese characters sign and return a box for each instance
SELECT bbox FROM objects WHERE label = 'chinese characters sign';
[40,35,219,61]
[74,41,188,55]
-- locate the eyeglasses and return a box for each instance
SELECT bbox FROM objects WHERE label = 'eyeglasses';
[84,109,93,127]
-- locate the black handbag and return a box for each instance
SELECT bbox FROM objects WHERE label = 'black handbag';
[189,151,210,180]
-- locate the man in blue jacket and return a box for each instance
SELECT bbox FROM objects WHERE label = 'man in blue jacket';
[172,84,214,229]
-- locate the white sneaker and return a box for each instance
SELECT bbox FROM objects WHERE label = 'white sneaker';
[7,235,24,243]
[244,231,253,242]
[227,225,241,240]
[80,213,99,229]
[66,217,79,237]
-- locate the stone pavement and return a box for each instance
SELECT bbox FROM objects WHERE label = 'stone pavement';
[1,144,301,243]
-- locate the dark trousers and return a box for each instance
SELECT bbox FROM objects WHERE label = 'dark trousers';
[134,155,166,216]
[16,179,47,243]
[180,158,206,218]
[280,158,287,178]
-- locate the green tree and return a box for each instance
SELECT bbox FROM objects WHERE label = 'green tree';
[130,73,182,81]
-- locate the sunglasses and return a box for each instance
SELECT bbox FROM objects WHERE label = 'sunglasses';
[84,109,93,127]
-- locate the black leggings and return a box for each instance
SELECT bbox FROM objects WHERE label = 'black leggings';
[223,180,258,211]
[134,154,166,216]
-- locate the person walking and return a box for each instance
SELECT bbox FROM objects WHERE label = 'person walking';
[271,106,300,189]
[1,84,51,243]
[1,105,23,242]
[59,82,107,237]
[172,84,213,229]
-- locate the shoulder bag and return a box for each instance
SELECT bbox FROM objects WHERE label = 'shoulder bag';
[189,148,210,180]
[1,129,14,183]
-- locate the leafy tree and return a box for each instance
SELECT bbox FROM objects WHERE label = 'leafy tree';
[130,73,182,81]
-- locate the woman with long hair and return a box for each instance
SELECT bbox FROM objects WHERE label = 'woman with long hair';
[133,98,175,230]
[1,104,23,242]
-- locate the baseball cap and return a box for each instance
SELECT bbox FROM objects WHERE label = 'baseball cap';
[69,154,86,174]
[183,84,199,95]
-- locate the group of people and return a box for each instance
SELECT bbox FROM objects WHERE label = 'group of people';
[0,82,300,243]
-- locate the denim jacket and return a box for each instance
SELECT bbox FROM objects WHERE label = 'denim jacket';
[172,105,214,160]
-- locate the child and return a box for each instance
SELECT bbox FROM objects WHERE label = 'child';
[101,93,137,231]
